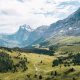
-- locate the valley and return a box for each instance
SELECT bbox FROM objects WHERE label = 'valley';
[0,44,80,80]
[0,4,80,80]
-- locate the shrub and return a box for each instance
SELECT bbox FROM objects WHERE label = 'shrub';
[39,75,42,79]
[0,52,14,72]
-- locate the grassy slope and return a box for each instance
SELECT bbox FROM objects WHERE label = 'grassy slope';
[0,48,80,80]
[46,36,80,46]
[0,49,54,80]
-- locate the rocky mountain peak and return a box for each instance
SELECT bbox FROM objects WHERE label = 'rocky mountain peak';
[19,24,32,32]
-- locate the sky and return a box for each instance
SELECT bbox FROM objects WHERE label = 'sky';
[0,0,80,34]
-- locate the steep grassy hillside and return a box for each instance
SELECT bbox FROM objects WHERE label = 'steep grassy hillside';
[41,36,80,47]
[0,47,80,80]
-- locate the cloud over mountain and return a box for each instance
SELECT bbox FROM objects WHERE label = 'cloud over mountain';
[0,0,80,33]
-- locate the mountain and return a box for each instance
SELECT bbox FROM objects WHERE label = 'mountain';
[23,25,49,46]
[28,8,80,47]
[43,8,80,38]
[8,24,32,42]
[39,8,80,46]
[0,8,80,48]
[0,24,32,47]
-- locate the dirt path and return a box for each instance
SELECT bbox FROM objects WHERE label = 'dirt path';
[34,64,38,72]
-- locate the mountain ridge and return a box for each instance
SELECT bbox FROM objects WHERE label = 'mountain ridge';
[0,8,80,48]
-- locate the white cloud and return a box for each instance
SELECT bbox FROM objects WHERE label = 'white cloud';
[0,0,80,33]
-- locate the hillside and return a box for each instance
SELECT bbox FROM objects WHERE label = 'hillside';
[40,36,80,47]
[0,47,80,80]
[27,8,80,47]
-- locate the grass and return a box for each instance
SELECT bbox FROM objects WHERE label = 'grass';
[0,47,80,80]
[57,45,80,54]
[47,36,80,46]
